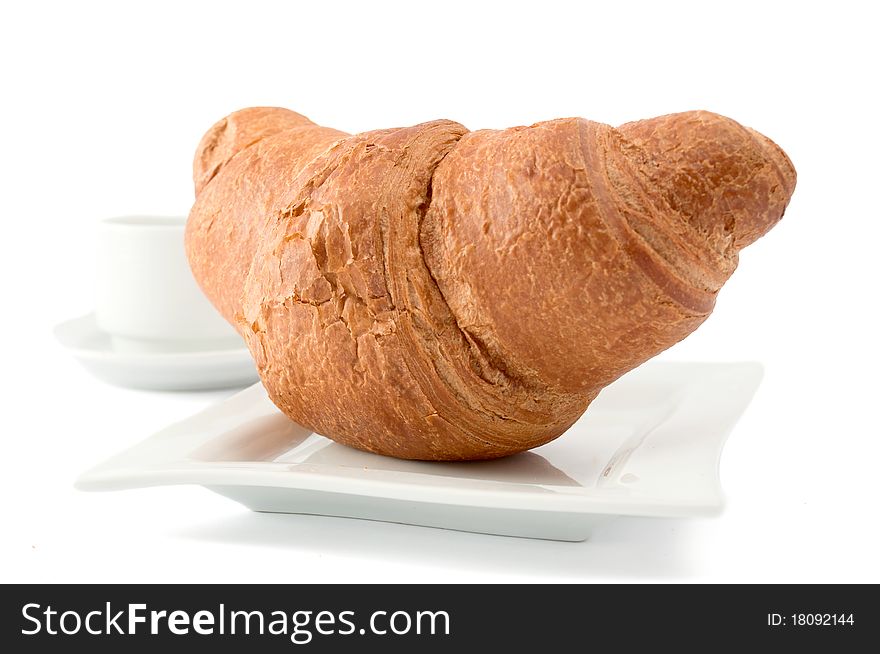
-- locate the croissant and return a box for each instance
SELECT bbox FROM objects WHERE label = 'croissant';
[186,107,796,460]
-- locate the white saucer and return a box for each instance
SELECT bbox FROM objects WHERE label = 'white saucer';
[55,313,259,391]
[77,361,763,540]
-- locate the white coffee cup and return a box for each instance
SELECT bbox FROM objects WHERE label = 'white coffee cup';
[95,215,241,352]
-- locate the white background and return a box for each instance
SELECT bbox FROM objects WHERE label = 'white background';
[2,0,878,583]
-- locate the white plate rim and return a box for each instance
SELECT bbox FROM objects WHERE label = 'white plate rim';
[75,361,763,519]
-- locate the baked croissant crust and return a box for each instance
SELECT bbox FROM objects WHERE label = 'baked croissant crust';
[186,107,796,460]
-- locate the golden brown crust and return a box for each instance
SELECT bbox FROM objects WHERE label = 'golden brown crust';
[186,108,796,460]
[187,110,347,322]
[193,107,317,195]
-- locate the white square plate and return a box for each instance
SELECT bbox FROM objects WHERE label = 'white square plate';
[76,361,762,541]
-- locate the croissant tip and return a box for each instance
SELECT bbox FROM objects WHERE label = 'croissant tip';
[193,107,316,197]
[731,127,797,249]
[751,128,797,196]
